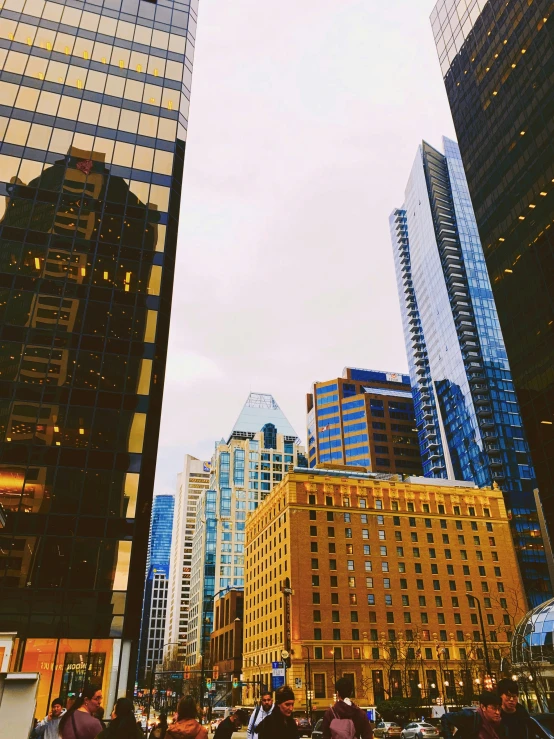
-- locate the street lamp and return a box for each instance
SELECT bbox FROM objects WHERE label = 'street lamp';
[465,593,492,676]
[330,647,338,691]
[302,646,313,724]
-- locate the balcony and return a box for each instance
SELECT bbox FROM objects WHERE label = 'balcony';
[479,419,495,429]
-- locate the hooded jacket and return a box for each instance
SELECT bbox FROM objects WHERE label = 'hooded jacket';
[166,719,208,739]
[321,700,372,739]
[255,708,297,739]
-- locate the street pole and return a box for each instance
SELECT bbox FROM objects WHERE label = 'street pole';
[332,648,337,693]
[466,593,491,675]
[302,646,312,723]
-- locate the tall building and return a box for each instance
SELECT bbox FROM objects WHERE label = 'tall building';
[243,466,527,710]
[164,455,210,665]
[186,393,306,666]
[429,0,554,532]
[138,493,174,681]
[0,0,197,715]
[307,368,423,476]
[390,137,552,605]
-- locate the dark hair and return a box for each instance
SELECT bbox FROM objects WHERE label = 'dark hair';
[497,678,519,696]
[177,696,198,722]
[335,677,353,700]
[158,713,168,727]
[59,684,100,735]
[479,692,502,708]
[52,697,64,708]
[275,685,295,705]
[106,698,137,738]
[232,709,249,725]
[261,692,273,700]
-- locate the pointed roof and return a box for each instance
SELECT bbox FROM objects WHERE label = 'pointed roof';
[229,393,298,440]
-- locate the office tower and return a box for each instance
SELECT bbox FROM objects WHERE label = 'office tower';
[307,368,423,476]
[430,0,554,530]
[0,0,197,714]
[164,455,210,665]
[186,393,306,666]
[137,493,174,680]
[390,137,552,605]
[243,467,526,709]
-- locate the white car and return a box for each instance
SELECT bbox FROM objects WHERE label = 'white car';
[401,722,439,739]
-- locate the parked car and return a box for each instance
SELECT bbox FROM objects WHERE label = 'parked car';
[295,716,312,737]
[311,719,323,739]
[401,722,440,739]
[531,714,554,739]
[374,722,402,738]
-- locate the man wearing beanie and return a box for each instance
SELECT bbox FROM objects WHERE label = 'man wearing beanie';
[255,685,297,739]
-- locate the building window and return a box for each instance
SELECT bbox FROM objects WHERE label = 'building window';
[313,610,321,622]
[333,629,341,640]
[314,628,321,640]
[314,647,323,659]
[314,674,326,699]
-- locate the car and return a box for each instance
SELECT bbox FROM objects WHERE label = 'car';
[374,722,402,738]
[312,718,323,739]
[295,716,312,737]
[401,722,440,739]
[531,713,554,739]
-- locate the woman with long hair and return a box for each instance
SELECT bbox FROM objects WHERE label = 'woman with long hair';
[96,697,143,739]
[58,684,103,739]
[166,696,207,739]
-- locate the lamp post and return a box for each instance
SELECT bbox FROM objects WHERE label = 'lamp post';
[465,593,492,676]
[330,647,338,694]
[302,646,313,724]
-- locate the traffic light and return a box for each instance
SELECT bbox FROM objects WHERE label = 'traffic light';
[206,678,212,690]
[232,678,240,689]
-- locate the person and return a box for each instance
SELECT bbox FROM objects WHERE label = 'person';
[96,698,144,739]
[321,678,372,739]
[150,712,168,739]
[166,696,208,739]
[255,685,297,739]
[33,697,65,739]
[58,684,104,739]
[213,709,248,739]
[441,692,505,739]
[246,692,274,739]
[96,706,106,729]
[497,678,534,739]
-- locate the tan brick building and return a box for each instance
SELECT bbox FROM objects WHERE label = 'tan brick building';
[243,465,527,713]
[210,588,243,706]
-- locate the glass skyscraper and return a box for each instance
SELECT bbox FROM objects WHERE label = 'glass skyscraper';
[390,137,552,606]
[307,367,423,477]
[430,0,554,535]
[0,0,196,715]
[186,393,306,666]
[138,493,174,680]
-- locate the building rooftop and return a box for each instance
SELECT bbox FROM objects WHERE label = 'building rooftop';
[229,392,298,440]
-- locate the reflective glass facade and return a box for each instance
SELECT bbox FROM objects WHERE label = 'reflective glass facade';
[430,0,554,539]
[307,367,423,476]
[138,493,174,679]
[186,394,306,666]
[0,0,196,714]
[391,137,551,606]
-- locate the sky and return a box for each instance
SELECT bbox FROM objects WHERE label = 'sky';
[153,0,456,496]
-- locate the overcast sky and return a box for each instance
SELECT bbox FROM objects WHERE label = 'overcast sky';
[153,0,456,496]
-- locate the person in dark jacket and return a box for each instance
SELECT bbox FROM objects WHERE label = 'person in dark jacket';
[213,710,248,739]
[255,686,297,739]
[497,679,534,739]
[321,678,372,739]
[442,692,505,739]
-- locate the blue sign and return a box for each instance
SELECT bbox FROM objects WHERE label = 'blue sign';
[272,661,285,690]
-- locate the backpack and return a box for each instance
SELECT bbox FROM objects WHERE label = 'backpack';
[329,707,356,739]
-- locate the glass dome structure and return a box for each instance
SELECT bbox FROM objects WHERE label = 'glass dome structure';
[512,596,554,665]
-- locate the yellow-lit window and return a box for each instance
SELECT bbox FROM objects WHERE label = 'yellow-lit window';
[128,413,146,453]
[130,50,148,74]
[25,55,49,80]
[67,64,88,89]
[5,119,31,146]
[136,358,153,395]
[114,46,130,67]
[45,59,68,84]
[73,37,91,61]
[154,223,166,252]
[14,22,38,46]
[0,19,17,41]
[147,265,162,295]
[144,310,158,342]
[143,83,159,106]
[53,31,74,55]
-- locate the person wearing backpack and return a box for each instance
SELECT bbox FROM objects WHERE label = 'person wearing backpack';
[247,692,273,739]
[321,678,372,739]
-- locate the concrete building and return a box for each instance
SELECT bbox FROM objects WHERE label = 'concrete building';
[307,368,423,476]
[390,137,552,607]
[210,588,244,706]
[186,393,306,667]
[0,0,198,716]
[243,466,527,711]
[165,455,210,665]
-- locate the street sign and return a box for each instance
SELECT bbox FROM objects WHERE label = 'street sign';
[271,661,285,690]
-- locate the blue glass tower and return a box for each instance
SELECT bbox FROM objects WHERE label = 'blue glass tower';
[390,137,552,606]
[138,493,174,680]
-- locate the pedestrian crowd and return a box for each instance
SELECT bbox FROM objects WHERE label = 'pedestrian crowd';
[29,675,534,739]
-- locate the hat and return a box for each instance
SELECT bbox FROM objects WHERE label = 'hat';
[275,686,295,704]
